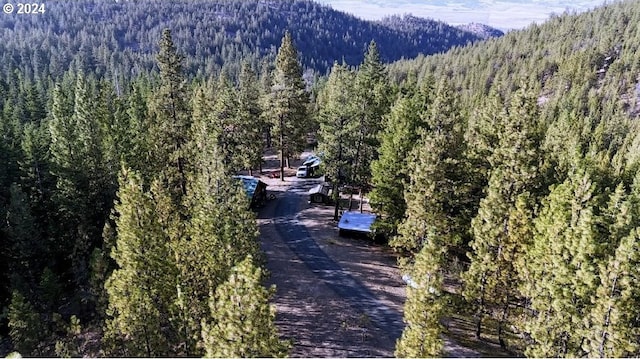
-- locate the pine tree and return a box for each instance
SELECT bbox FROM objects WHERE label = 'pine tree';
[148,28,191,202]
[395,239,445,357]
[95,80,123,174]
[71,74,115,291]
[49,73,115,300]
[201,255,289,358]
[18,121,54,223]
[352,40,392,188]
[23,81,46,124]
[55,315,83,358]
[522,169,604,357]
[0,98,22,201]
[47,77,85,298]
[317,62,358,220]
[391,78,467,255]
[47,80,83,288]
[581,182,640,357]
[370,78,431,238]
[73,73,105,177]
[103,169,176,357]
[393,79,467,356]
[48,83,77,175]
[190,83,217,180]
[8,291,43,356]
[265,31,309,180]
[463,84,542,346]
[5,184,41,292]
[169,89,262,355]
[210,72,240,172]
[464,89,505,213]
[237,62,266,175]
[584,227,640,357]
[125,81,152,176]
[503,193,539,349]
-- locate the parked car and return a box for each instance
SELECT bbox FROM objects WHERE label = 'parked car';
[296,166,308,178]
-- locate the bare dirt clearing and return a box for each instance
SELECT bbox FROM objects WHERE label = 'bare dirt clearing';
[252,152,508,357]
[255,152,403,357]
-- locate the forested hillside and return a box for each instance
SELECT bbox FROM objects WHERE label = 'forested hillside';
[0,0,496,84]
[1,22,325,355]
[2,0,640,357]
[366,0,640,356]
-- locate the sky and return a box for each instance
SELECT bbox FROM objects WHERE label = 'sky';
[314,0,612,31]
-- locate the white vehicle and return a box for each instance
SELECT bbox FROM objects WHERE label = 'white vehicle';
[296,166,308,178]
[303,155,319,166]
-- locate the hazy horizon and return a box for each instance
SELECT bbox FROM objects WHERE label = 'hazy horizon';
[315,0,611,31]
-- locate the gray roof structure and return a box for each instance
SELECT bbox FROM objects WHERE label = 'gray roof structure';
[233,175,264,200]
[337,212,377,233]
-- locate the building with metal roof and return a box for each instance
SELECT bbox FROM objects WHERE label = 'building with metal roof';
[233,175,268,208]
[337,211,377,234]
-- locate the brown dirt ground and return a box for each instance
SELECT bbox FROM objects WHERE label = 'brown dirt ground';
[250,150,511,358]
[252,151,399,357]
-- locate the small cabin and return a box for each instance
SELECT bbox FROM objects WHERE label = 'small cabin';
[308,183,332,204]
[233,175,267,208]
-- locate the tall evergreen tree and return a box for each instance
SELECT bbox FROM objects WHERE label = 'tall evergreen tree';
[265,31,309,180]
[464,89,505,213]
[103,169,176,357]
[125,81,152,176]
[395,239,445,357]
[352,40,392,188]
[0,99,22,200]
[18,121,54,221]
[463,85,543,346]
[47,74,115,307]
[237,62,266,175]
[210,72,241,172]
[584,227,640,357]
[317,62,358,220]
[8,291,43,357]
[393,79,468,356]
[148,28,191,202]
[522,169,604,357]
[517,177,640,357]
[170,101,261,354]
[5,184,41,293]
[370,78,432,238]
[201,255,288,358]
[391,78,468,255]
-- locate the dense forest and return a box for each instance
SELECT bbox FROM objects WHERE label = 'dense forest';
[377,0,640,356]
[0,0,497,84]
[2,0,640,357]
[0,24,301,356]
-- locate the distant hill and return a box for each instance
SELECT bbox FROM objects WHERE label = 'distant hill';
[0,0,501,81]
[386,0,639,111]
[456,23,505,40]
[380,15,503,44]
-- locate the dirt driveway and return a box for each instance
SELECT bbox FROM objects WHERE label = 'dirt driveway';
[253,152,489,357]
[252,151,402,357]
